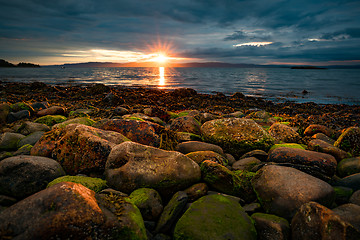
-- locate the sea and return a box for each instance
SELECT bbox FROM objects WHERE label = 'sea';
[1,67,359,105]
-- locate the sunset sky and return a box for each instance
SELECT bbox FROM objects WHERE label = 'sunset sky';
[0,0,359,65]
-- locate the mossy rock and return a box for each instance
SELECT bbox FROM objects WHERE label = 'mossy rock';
[69,111,90,118]
[334,127,360,156]
[34,115,67,126]
[52,117,95,128]
[337,157,360,178]
[186,151,228,166]
[47,176,107,193]
[269,143,305,151]
[128,188,163,221]
[176,132,203,142]
[10,102,34,114]
[174,194,257,240]
[333,186,353,205]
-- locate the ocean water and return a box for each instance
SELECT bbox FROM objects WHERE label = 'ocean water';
[0,67,359,105]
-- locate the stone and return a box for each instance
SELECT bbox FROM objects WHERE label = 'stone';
[174,194,257,240]
[337,157,360,177]
[30,102,48,111]
[312,132,336,144]
[0,195,17,206]
[105,142,201,196]
[200,160,256,202]
[291,202,360,240]
[0,103,10,125]
[17,121,50,135]
[176,132,202,142]
[304,124,334,137]
[89,83,110,95]
[269,143,305,151]
[350,190,360,206]
[114,106,129,116]
[251,213,290,240]
[9,102,34,115]
[128,188,163,221]
[0,182,145,239]
[0,155,65,199]
[17,131,44,148]
[97,118,163,147]
[52,117,95,128]
[6,110,31,123]
[232,157,261,171]
[184,183,208,202]
[335,127,360,156]
[252,165,335,219]
[34,115,67,126]
[268,123,300,143]
[37,106,66,116]
[175,141,224,155]
[69,109,91,118]
[170,116,201,135]
[201,118,274,159]
[333,203,360,231]
[334,173,360,191]
[308,139,350,161]
[0,132,25,151]
[47,175,107,193]
[155,191,188,234]
[243,202,262,215]
[186,151,228,166]
[267,147,337,179]
[225,153,236,165]
[143,106,170,122]
[334,186,354,205]
[240,149,268,161]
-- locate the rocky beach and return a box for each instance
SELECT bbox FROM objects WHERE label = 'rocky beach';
[1,81,360,239]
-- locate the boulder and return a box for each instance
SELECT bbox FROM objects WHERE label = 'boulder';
[308,139,350,161]
[186,151,228,166]
[0,103,10,125]
[17,131,45,148]
[105,142,201,195]
[335,127,360,156]
[47,175,107,193]
[337,157,360,177]
[170,116,201,135]
[6,110,31,123]
[128,188,163,221]
[201,160,256,202]
[291,202,360,240]
[304,124,334,137]
[0,182,146,239]
[312,132,336,144]
[174,194,257,240]
[268,123,300,143]
[30,102,48,111]
[0,155,65,199]
[334,186,354,205]
[37,106,66,116]
[52,117,95,128]
[269,143,305,151]
[201,118,273,159]
[17,121,50,135]
[267,147,337,179]
[252,165,335,219]
[184,183,208,202]
[9,102,34,115]
[333,203,360,232]
[175,141,224,155]
[350,190,360,206]
[334,173,360,191]
[240,149,268,162]
[251,213,290,240]
[232,157,261,171]
[0,132,25,151]
[34,115,67,126]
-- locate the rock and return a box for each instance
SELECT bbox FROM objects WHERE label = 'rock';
[17,131,44,148]
[232,157,261,171]
[69,109,91,118]
[333,203,360,231]
[240,149,268,161]
[225,153,236,165]
[175,141,224,155]
[291,202,360,240]
[9,102,34,115]
[251,213,290,240]
[184,183,208,202]
[249,110,271,121]
[202,112,218,122]
[226,111,245,118]
[34,115,67,126]
[128,188,163,221]
[334,186,353,205]
[337,157,360,177]
[252,165,335,219]
[30,102,48,111]
[0,155,65,199]
[334,173,360,191]
[89,83,110,94]
[0,152,13,161]
[155,191,188,234]
[17,121,50,135]
[50,124,129,175]
[0,195,17,206]
[176,132,202,142]
[267,147,337,179]
[350,190,360,206]
[97,119,163,147]
[37,106,66,116]
[103,92,123,105]
[47,175,107,193]
[268,123,300,144]
[0,182,145,239]
[0,103,10,125]
[312,132,336,144]
[52,117,95,128]
[114,106,129,116]
[335,127,360,156]
[0,132,25,151]
[231,92,246,98]
[173,194,257,240]
[170,116,201,135]
[308,139,350,161]
[143,106,170,122]
[105,142,201,195]
[201,118,274,159]
[6,110,31,123]
[13,144,32,156]
[243,202,262,215]
[171,88,197,97]
[200,160,256,202]
[304,124,334,137]
[186,151,228,166]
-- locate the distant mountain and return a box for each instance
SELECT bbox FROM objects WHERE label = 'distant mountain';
[0,59,40,68]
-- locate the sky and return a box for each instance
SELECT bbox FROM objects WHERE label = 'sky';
[0,0,360,65]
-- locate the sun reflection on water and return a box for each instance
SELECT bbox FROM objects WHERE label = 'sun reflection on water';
[159,67,165,86]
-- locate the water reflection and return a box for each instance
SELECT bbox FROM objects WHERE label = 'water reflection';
[159,67,165,86]
[244,69,268,96]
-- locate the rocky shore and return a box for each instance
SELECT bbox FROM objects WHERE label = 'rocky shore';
[0,82,360,239]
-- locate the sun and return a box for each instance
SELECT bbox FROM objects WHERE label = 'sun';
[153,53,168,63]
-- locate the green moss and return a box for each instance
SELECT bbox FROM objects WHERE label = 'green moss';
[53,117,95,128]
[123,116,146,122]
[47,176,107,193]
[34,115,67,126]
[273,116,284,121]
[333,186,353,201]
[251,212,289,226]
[128,188,152,206]
[280,122,290,125]
[269,143,305,151]
[17,144,33,151]
[69,111,90,118]
[168,110,190,119]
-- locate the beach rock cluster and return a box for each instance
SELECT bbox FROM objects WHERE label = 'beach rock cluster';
[1,88,360,239]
